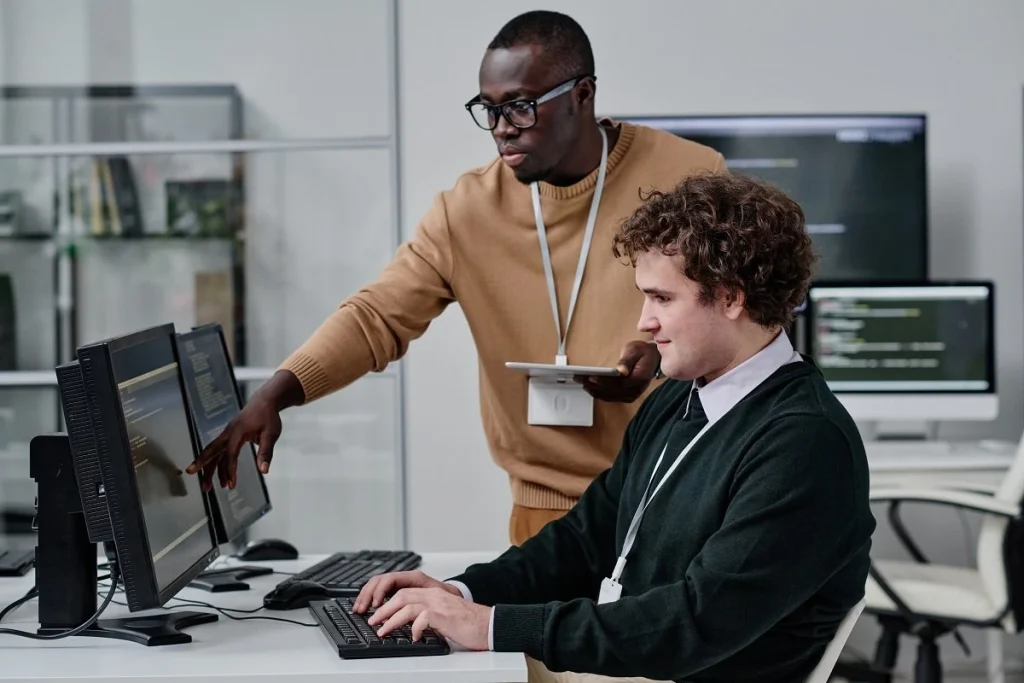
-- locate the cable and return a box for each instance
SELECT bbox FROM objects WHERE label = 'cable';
[0,586,38,623]
[0,564,121,641]
[109,596,317,628]
[97,578,315,628]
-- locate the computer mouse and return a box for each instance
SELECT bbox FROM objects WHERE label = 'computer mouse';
[263,579,330,610]
[235,538,299,562]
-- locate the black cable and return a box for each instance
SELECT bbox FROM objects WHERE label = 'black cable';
[0,586,38,623]
[0,564,121,641]
[106,595,317,628]
[97,578,315,628]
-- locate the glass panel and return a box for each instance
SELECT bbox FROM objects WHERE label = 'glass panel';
[244,373,401,551]
[0,392,51,551]
[70,92,238,144]
[65,145,402,549]
[0,94,58,237]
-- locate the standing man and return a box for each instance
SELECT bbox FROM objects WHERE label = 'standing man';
[187,10,725,545]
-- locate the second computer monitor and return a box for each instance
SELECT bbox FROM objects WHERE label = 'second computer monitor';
[175,323,271,545]
[74,323,220,610]
[618,114,928,282]
[806,281,996,422]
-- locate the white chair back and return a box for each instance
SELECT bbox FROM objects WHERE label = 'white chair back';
[804,598,866,683]
[977,431,1024,632]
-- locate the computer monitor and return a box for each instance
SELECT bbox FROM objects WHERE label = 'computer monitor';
[617,114,928,282]
[805,282,996,422]
[175,323,271,545]
[38,323,221,645]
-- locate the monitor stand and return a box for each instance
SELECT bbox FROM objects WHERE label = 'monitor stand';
[30,433,218,646]
[189,564,273,592]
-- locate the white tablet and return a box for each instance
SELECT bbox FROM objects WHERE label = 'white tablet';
[505,361,622,378]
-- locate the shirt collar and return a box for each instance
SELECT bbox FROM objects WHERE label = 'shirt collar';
[692,331,802,424]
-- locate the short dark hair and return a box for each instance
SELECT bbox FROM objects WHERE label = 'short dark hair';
[488,10,595,82]
[612,172,816,328]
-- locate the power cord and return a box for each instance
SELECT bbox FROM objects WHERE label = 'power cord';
[0,573,113,625]
[98,578,316,628]
[0,586,38,623]
[0,564,121,641]
[110,595,317,628]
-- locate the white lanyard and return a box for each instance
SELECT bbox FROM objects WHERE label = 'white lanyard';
[610,390,715,583]
[530,126,609,366]
[608,346,804,584]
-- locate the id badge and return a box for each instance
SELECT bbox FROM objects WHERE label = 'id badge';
[527,377,594,427]
[598,577,622,604]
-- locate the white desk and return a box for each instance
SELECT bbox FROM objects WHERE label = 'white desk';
[866,439,1016,488]
[0,551,528,683]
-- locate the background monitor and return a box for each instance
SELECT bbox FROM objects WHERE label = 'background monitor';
[75,323,219,611]
[805,281,996,422]
[618,114,928,282]
[175,323,271,545]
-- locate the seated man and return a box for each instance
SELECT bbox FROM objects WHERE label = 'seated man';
[353,172,876,683]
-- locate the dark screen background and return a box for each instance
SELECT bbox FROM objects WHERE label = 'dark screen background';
[634,116,927,282]
[111,335,215,593]
[177,330,268,540]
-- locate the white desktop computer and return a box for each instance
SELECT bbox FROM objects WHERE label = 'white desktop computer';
[804,281,997,438]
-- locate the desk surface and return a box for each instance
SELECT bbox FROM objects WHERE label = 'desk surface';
[866,439,1017,472]
[0,551,527,683]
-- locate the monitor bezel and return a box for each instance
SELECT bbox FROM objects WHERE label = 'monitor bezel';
[174,323,273,545]
[804,279,997,396]
[76,323,219,611]
[612,112,930,283]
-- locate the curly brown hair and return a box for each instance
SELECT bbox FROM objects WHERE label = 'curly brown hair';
[612,171,816,328]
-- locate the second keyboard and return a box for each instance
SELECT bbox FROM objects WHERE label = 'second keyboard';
[268,549,421,597]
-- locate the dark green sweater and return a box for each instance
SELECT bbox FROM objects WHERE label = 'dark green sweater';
[450,358,875,683]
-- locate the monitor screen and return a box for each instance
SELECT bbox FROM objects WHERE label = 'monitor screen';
[176,325,270,543]
[109,331,217,594]
[807,283,994,394]
[619,114,928,282]
[76,323,218,609]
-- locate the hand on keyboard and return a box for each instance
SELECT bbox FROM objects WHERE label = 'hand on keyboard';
[353,570,461,611]
[367,585,491,651]
[354,571,491,651]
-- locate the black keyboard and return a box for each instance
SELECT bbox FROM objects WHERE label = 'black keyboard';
[309,597,450,659]
[0,548,34,577]
[267,549,421,601]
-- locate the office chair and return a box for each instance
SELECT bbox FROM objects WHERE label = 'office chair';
[840,435,1024,683]
[805,598,866,683]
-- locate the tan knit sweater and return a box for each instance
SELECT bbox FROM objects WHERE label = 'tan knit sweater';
[280,120,725,510]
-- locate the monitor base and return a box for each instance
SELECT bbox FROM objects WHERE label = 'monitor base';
[189,565,274,592]
[38,611,218,646]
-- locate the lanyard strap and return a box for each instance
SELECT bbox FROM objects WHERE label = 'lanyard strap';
[609,344,804,582]
[611,414,714,582]
[530,126,609,366]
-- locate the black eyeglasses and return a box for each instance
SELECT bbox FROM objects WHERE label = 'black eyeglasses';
[465,75,593,131]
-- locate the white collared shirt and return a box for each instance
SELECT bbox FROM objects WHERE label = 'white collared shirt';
[689,330,802,425]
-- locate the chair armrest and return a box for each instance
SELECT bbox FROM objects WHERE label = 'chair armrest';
[870,487,1020,517]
